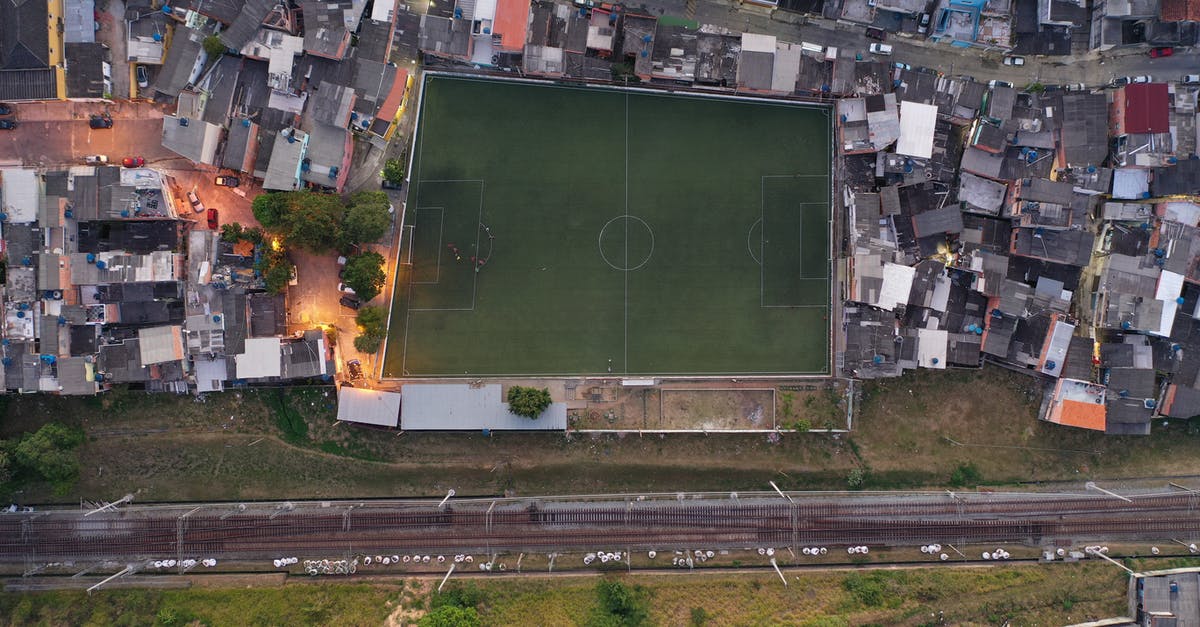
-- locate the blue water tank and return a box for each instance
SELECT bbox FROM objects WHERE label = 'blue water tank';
[95,373,104,382]
[21,256,31,266]
[242,119,251,127]
[86,253,96,263]
[213,315,222,323]
[1,358,10,366]
[1046,360,1056,370]
[120,210,130,217]
[154,33,163,42]
[640,50,648,57]
[931,357,939,365]
[873,355,883,364]
[1178,296,1186,305]
[1122,320,1132,330]
[57,316,66,326]
[96,260,107,269]
[16,311,24,319]
[64,209,73,219]
[643,34,652,43]
[1143,191,1152,199]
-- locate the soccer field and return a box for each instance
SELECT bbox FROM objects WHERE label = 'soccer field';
[383,74,832,377]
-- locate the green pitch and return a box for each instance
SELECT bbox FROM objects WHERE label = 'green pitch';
[383,74,832,377]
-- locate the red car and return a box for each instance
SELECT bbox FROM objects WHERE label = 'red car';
[206,207,218,230]
[121,156,145,168]
[1149,47,1174,57]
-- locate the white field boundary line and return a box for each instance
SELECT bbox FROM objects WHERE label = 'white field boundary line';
[411,207,445,285]
[381,71,430,378]
[658,388,776,431]
[407,180,485,312]
[402,369,833,377]
[421,70,835,112]
[760,175,832,309]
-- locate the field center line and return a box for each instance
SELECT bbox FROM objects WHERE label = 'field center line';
[472,180,483,311]
[760,176,765,308]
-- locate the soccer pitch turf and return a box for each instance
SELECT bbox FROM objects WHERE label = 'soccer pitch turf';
[383,74,832,377]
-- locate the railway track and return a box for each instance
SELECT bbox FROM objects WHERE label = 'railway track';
[3,493,1200,563]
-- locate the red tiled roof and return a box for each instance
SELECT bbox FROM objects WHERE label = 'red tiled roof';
[1161,0,1200,22]
[1122,83,1169,134]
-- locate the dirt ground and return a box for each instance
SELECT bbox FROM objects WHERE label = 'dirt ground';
[6,366,1200,503]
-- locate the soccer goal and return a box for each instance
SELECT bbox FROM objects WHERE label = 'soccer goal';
[400,224,415,265]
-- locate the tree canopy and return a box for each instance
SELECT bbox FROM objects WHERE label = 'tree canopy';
[382,158,405,186]
[353,305,387,354]
[506,386,552,420]
[13,423,86,495]
[251,191,391,252]
[342,252,386,301]
[202,35,226,58]
[342,191,391,248]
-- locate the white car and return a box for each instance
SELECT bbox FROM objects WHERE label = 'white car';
[869,43,893,56]
[988,80,1014,89]
[83,155,108,165]
[1002,55,1025,66]
[187,190,205,213]
[1183,74,1200,85]
[337,282,356,295]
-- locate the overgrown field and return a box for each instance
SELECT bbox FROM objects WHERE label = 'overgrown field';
[3,366,1200,503]
[1,559,1165,626]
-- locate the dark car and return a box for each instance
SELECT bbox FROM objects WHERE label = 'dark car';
[89,114,113,129]
[339,295,361,310]
[214,175,240,187]
[0,119,15,130]
[206,207,219,230]
[122,156,145,168]
[865,26,886,41]
[346,359,364,380]
[0,103,11,116]
[1148,46,1174,58]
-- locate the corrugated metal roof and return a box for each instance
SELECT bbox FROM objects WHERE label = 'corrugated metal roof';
[401,383,567,430]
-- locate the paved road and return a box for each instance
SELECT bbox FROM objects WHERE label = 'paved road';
[636,0,1200,89]
[0,101,173,167]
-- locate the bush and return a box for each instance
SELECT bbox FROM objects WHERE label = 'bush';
[846,468,865,489]
[202,35,226,58]
[13,423,86,495]
[342,252,386,301]
[419,605,480,627]
[382,158,405,186]
[949,462,983,487]
[590,580,649,627]
[507,386,552,419]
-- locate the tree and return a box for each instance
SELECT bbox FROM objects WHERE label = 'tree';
[353,306,387,354]
[506,386,552,420]
[0,447,13,498]
[342,252,386,301]
[252,194,289,228]
[281,192,345,253]
[419,606,480,627]
[382,158,405,186]
[590,580,649,627]
[14,423,86,495]
[342,191,391,247]
[202,35,226,58]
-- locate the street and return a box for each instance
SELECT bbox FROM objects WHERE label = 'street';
[0,100,174,167]
[636,0,1200,89]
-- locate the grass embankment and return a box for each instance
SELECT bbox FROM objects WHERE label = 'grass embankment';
[3,559,1174,626]
[3,366,1200,503]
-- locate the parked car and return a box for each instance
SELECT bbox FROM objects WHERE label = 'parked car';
[0,119,15,130]
[214,175,240,187]
[1182,74,1200,85]
[988,79,1014,89]
[121,156,144,168]
[84,155,108,164]
[337,282,356,295]
[346,359,364,380]
[893,61,912,71]
[1063,82,1088,91]
[917,12,930,35]
[206,207,219,230]
[0,103,11,116]
[865,27,886,41]
[339,295,361,310]
[1148,46,1174,58]
[88,114,113,129]
[1111,75,1152,87]
[187,190,205,213]
[136,66,149,88]
[869,43,893,56]
[1002,55,1025,66]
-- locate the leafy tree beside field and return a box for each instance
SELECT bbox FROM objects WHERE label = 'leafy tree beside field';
[342,252,387,302]
[506,386,552,420]
[354,306,388,354]
[2,422,87,496]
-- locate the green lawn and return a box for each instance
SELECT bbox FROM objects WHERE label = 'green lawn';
[384,74,832,377]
